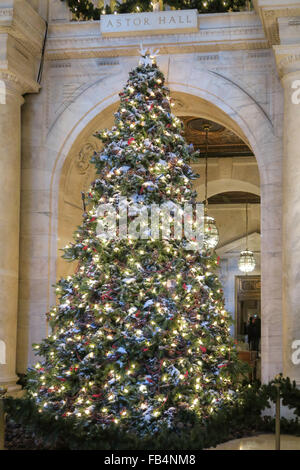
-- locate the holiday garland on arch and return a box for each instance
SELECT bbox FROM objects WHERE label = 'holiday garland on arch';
[63,0,250,21]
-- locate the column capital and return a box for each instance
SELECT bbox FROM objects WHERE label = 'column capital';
[273,43,300,80]
[249,2,300,81]
[0,0,46,95]
[0,72,25,104]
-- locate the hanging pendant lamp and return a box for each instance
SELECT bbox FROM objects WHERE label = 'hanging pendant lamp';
[203,124,219,250]
[238,201,256,273]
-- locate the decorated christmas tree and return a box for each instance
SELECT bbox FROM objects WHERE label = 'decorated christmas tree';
[25,48,242,436]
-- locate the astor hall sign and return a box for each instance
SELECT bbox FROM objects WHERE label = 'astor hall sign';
[100,10,198,37]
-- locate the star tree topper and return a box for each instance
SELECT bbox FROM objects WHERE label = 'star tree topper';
[138,44,160,67]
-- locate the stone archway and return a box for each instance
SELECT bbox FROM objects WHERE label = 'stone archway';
[17,68,282,385]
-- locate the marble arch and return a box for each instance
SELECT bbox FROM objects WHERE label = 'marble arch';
[195,179,260,202]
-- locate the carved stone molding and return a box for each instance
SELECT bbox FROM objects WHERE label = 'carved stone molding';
[0,33,40,94]
[0,8,14,18]
[0,1,45,55]
[44,73,111,133]
[0,0,46,94]
[236,275,261,301]
[278,16,300,45]
[64,139,100,209]
[273,44,300,78]
[46,12,268,61]
[0,72,25,103]
[76,142,96,175]
[45,40,269,61]
[254,0,300,46]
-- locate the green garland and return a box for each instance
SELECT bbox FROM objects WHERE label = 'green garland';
[4,375,300,449]
[63,0,250,21]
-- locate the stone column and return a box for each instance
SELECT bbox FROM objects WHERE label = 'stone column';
[273,11,300,385]
[0,77,24,390]
[281,69,300,386]
[0,0,45,390]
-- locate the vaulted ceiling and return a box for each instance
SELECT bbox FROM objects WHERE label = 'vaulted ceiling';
[180,116,254,158]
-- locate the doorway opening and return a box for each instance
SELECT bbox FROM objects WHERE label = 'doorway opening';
[236,275,261,380]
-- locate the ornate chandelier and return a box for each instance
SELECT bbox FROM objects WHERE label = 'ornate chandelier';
[239,201,256,273]
[238,250,256,273]
[203,124,219,250]
[203,213,219,249]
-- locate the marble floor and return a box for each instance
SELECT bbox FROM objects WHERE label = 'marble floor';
[209,434,300,450]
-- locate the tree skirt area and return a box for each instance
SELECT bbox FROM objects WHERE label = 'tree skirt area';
[1,418,261,450]
[5,418,300,451]
[5,419,57,450]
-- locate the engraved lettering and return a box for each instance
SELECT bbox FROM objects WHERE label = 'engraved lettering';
[101,10,198,37]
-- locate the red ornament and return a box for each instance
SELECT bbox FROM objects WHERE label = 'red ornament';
[200,346,207,353]
[128,137,135,145]
[83,246,88,251]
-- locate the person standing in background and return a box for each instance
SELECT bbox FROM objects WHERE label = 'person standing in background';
[247,316,254,351]
[252,315,261,356]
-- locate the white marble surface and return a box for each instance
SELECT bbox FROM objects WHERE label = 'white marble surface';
[0,83,23,389]
[209,434,300,450]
